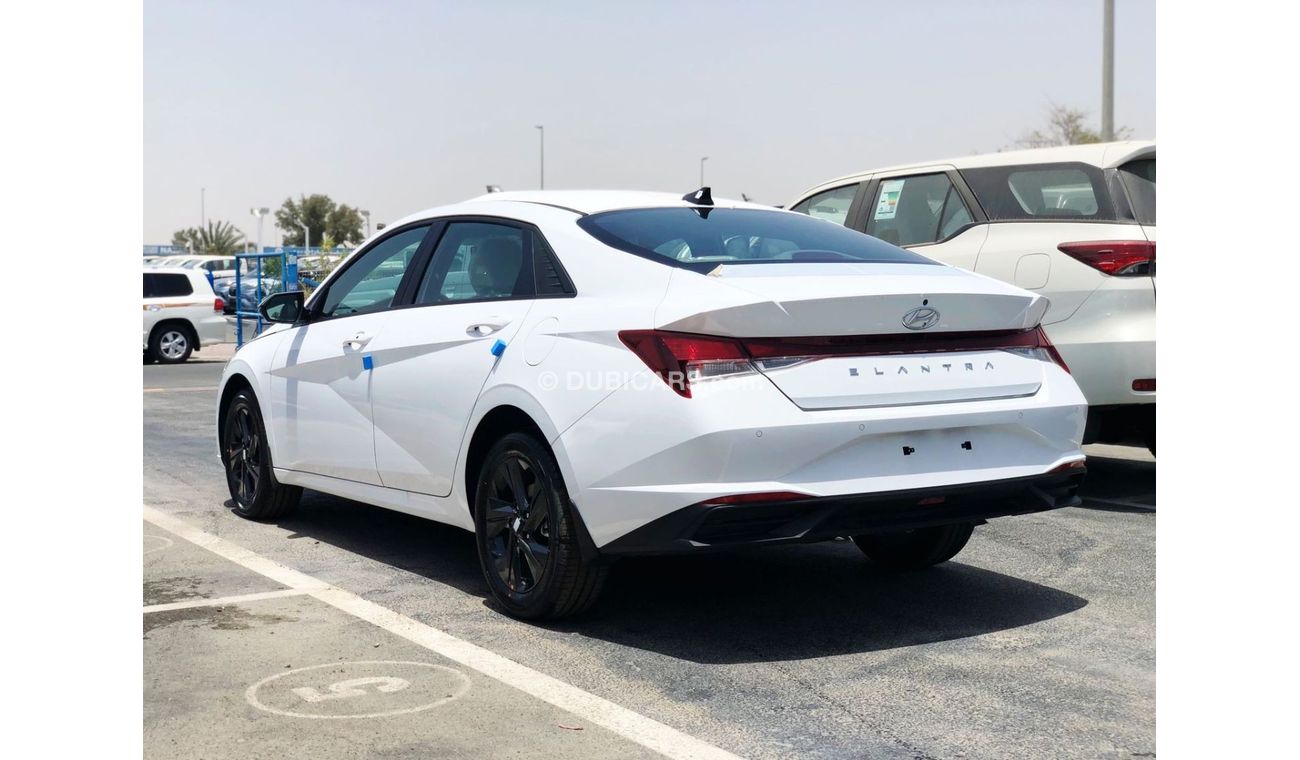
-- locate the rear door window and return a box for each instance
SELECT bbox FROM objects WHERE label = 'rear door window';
[790,184,859,226]
[962,162,1116,220]
[865,173,972,246]
[415,222,534,304]
[1118,158,1156,225]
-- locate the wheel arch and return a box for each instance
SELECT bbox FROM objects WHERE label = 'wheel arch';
[217,372,256,456]
[149,318,198,350]
[463,405,550,510]
[460,402,599,563]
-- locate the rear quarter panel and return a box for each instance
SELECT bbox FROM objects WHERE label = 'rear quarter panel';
[975,221,1147,324]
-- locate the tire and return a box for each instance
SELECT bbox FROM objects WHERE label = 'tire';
[143,349,157,364]
[221,390,301,520]
[852,523,975,570]
[473,432,607,619]
[150,324,194,364]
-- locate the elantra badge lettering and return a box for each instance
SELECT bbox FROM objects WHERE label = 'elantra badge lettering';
[901,306,941,330]
[850,361,995,377]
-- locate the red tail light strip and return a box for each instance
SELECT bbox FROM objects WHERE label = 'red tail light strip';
[620,327,1071,397]
[740,327,1056,359]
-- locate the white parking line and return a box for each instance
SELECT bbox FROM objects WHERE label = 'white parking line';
[143,505,745,760]
[143,588,312,614]
[144,386,219,393]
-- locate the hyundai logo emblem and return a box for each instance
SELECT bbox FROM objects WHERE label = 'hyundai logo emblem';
[901,306,941,330]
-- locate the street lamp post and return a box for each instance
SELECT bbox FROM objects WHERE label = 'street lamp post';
[360,209,371,238]
[1101,0,1115,141]
[201,187,206,228]
[250,207,270,254]
[700,156,709,187]
[535,125,545,190]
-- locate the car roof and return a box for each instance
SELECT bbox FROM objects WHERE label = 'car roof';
[145,267,203,276]
[798,140,1156,198]
[389,190,783,227]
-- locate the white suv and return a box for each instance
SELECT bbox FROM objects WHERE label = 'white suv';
[143,268,228,363]
[788,141,1155,452]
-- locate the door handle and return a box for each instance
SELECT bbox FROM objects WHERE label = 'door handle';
[342,332,372,350]
[466,319,510,338]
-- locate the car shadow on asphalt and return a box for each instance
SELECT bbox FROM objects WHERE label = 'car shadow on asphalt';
[268,491,1088,664]
[1077,455,1156,512]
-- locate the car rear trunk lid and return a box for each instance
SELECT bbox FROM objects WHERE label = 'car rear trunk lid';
[654,263,1053,409]
[655,263,1048,337]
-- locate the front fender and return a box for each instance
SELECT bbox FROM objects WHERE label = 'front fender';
[216,332,286,459]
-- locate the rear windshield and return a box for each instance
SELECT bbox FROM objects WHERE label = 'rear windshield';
[961,162,1116,221]
[577,208,936,272]
[1118,158,1156,225]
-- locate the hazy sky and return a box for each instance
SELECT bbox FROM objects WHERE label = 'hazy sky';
[144,0,1155,245]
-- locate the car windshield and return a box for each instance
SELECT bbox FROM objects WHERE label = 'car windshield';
[578,207,936,272]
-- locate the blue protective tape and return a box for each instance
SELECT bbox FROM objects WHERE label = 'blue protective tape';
[490,339,507,357]
[362,354,374,371]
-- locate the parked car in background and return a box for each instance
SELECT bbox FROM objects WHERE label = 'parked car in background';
[221,277,283,316]
[296,253,346,284]
[217,189,1087,620]
[143,267,227,363]
[181,255,239,280]
[788,141,1155,452]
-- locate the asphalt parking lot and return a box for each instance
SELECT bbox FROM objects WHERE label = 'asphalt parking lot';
[144,352,1155,760]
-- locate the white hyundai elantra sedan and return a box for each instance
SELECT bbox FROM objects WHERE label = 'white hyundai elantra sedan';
[217,188,1087,619]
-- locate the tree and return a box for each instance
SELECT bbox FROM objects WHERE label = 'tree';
[325,205,364,246]
[275,194,365,248]
[170,220,246,256]
[1017,104,1132,149]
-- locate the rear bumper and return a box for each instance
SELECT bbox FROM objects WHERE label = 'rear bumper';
[558,365,1087,549]
[601,468,1085,556]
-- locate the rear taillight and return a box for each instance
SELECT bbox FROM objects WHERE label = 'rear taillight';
[621,326,1071,396]
[1132,378,1155,392]
[1057,240,1155,276]
[1005,327,1070,374]
[214,297,224,312]
[619,330,753,398]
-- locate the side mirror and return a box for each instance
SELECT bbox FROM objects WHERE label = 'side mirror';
[259,291,304,324]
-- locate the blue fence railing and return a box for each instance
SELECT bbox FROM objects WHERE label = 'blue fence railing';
[233,251,297,347]
[230,247,352,346]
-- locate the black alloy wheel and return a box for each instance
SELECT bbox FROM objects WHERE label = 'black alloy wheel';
[473,433,606,619]
[221,390,300,520]
[483,454,553,594]
[224,402,262,506]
